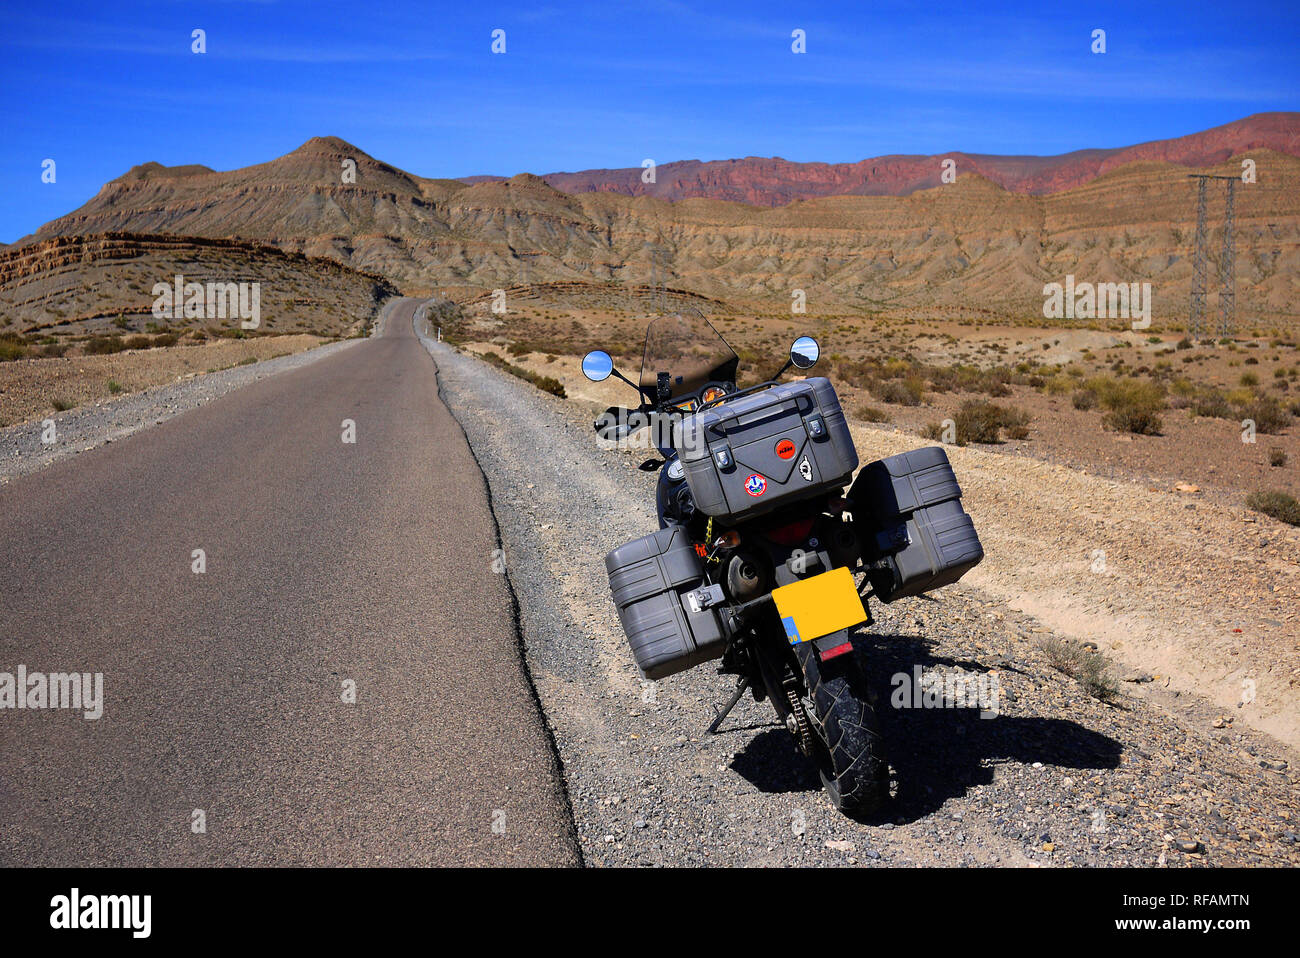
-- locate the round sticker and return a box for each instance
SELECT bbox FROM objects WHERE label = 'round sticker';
[775,438,797,460]
[744,474,767,497]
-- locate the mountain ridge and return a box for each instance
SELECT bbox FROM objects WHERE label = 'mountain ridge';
[462,112,1300,204]
[9,116,1300,326]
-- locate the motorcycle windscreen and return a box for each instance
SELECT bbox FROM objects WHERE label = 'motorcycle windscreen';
[772,567,867,644]
[639,312,739,401]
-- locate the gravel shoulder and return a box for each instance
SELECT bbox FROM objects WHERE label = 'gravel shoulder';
[420,324,1300,868]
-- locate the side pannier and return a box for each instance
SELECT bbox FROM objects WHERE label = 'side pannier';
[604,526,727,679]
[849,446,984,602]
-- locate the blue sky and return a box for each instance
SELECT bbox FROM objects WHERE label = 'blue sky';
[2,0,1297,242]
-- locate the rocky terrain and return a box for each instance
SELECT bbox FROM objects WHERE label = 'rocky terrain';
[0,233,396,336]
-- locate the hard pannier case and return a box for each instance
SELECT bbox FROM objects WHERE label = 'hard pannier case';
[605,525,727,680]
[673,377,858,524]
[849,445,983,602]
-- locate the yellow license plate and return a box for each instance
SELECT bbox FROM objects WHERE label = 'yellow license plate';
[772,567,866,644]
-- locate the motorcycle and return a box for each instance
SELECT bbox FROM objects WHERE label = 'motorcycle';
[582,311,982,816]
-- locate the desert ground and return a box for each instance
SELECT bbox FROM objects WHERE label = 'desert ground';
[436,287,1300,756]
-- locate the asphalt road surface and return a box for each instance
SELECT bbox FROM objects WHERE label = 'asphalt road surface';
[0,299,580,866]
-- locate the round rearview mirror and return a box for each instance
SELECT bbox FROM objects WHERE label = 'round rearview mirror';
[582,350,614,382]
[790,336,820,370]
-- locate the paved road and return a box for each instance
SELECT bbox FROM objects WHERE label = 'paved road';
[0,298,579,866]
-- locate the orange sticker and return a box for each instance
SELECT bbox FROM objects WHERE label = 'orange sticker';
[775,438,797,460]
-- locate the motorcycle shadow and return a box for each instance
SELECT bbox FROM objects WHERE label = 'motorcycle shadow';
[726,633,1123,825]
[728,728,824,795]
[864,632,1124,823]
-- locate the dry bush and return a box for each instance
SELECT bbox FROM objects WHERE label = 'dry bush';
[853,403,891,423]
[83,335,127,355]
[872,375,925,406]
[1239,396,1293,435]
[1037,637,1120,703]
[1246,490,1300,526]
[953,400,1032,444]
[1078,376,1165,435]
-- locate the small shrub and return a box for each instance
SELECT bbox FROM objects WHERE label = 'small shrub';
[1191,389,1232,419]
[921,421,947,442]
[1001,405,1032,440]
[1268,447,1286,467]
[0,339,26,362]
[1239,396,1292,435]
[531,374,567,398]
[1071,389,1097,411]
[953,400,1031,444]
[853,403,891,423]
[1246,490,1300,526]
[84,335,127,355]
[51,398,74,411]
[1038,637,1120,703]
[872,376,925,406]
[1088,377,1165,435]
[955,402,1003,443]
[123,335,153,351]
[107,380,123,394]
[1104,405,1162,436]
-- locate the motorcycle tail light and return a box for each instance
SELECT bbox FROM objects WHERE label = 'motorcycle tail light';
[767,518,814,546]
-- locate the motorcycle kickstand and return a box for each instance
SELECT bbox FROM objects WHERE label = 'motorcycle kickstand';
[707,676,750,734]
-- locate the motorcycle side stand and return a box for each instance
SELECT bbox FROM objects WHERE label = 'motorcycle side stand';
[707,676,750,734]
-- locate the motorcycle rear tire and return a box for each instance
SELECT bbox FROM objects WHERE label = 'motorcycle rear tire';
[795,642,890,817]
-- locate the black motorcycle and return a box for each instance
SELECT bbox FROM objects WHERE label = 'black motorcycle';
[583,312,982,816]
